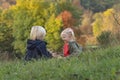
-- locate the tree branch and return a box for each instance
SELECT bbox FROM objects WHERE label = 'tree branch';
[111,12,120,26]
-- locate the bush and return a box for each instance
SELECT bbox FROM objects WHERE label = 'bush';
[0,46,120,80]
[0,9,14,53]
[97,31,111,46]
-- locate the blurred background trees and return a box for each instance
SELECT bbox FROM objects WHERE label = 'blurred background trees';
[0,0,120,59]
[0,9,13,52]
[0,0,82,58]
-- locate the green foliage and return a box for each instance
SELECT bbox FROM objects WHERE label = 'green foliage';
[11,0,41,54]
[0,46,120,80]
[11,0,61,54]
[45,14,63,51]
[80,0,120,13]
[0,9,13,52]
[97,31,111,45]
[12,8,34,54]
[0,0,82,55]
[56,0,82,18]
[56,0,82,26]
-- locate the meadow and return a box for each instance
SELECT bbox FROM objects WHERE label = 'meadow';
[0,0,120,80]
[0,46,120,80]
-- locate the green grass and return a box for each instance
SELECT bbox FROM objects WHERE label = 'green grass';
[0,46,120,80]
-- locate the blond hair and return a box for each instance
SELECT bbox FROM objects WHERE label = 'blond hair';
[30,26,46,40]
[61,28,75,40]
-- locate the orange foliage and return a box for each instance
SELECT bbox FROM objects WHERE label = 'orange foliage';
[57,10,74,28]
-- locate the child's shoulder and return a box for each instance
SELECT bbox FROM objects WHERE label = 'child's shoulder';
[69,41,77,44]
[69,41,78,47]
[69,41,82,48]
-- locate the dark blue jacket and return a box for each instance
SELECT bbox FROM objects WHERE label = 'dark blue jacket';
[24,39,52,61]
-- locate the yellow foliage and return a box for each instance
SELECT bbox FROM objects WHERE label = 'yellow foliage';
[103,9,114,16]
[92,13,103,37]
[93,8,115,38]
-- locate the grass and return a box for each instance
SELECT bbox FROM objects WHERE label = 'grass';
[0,46,120,80]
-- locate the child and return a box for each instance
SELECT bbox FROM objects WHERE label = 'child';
[24,26,52,61]
[60,28,82,57]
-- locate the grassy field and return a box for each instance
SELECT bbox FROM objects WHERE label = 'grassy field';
[0,46,120,80]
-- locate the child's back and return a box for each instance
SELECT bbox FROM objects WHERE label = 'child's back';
[24,26,52,61]
[69,41,82,55]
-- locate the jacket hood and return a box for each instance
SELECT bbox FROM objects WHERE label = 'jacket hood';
[27,39,46,49]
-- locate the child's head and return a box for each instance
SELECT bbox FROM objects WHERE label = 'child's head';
[30,26,46,40]
[60,28,75,42]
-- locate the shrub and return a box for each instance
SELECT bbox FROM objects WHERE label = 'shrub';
[97,31,111,46]
[0,9,14,52]
[0,46,120,80]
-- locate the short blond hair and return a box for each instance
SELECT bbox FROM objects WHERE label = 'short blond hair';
[61,28,75,40]
[30,26,46,40]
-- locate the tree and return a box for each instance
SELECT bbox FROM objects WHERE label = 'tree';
[10,0,63,54]
[0,0,82,55]
[111,4,120,40]
[0,9,14,52]
[57,10,74,28]
[56,0,82,26]
[92,13,104,37]
[45,14,63,52]
[80,0,120,13]
[80,10,93,34]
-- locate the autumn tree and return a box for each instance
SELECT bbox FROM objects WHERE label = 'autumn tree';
[56,0,82,27]
[92,9,114,37]
[0,9,14,52]
[44,3,63,52]
[80,10,93,34]
[0,0,82,55]
[10,0,63,54]
[111,4,120,40]
[57,10,74,28]
[45,14,63,52]
[80,0,120,13]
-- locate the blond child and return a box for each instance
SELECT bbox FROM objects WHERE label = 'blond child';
[61,28,82,57]
[24,26,52,61]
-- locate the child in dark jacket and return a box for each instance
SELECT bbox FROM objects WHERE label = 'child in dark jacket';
[24,26,52,61]
[60,28,82,57]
